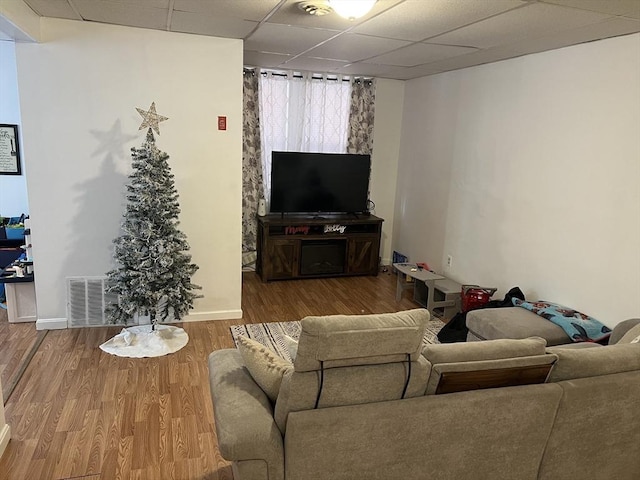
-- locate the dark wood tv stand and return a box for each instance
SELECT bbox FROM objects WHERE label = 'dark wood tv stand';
[256,214,383,282]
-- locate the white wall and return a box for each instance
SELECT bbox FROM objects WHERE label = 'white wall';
[15,19,243,328]
[371,78,405,265]
[395,34,640,326]
[0,40,29,216]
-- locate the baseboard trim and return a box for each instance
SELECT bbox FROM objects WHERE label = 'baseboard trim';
[0,423,10,460]
[182,310,243,322]
[36,317,67,330]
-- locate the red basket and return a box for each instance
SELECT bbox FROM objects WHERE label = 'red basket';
[461,285,498,313]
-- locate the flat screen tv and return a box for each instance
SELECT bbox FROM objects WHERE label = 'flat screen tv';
[270,151,371,214]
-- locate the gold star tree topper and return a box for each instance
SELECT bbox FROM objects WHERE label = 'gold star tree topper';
[136,102,169,135]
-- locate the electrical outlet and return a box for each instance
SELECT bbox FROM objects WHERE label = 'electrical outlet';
[447,255,453,268]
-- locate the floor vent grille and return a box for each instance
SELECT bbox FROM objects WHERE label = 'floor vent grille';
[67,276,121,327]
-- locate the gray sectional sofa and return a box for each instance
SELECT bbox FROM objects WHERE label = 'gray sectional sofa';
[208,309,640,480]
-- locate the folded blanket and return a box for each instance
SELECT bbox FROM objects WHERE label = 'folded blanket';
[512,298,612,343]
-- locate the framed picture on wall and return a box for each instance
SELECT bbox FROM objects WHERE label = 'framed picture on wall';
[0,124,22,175]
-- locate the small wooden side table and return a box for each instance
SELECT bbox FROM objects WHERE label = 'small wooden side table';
[393,263,462,320]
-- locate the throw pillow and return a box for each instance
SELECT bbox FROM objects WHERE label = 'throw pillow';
[235,335,293,402]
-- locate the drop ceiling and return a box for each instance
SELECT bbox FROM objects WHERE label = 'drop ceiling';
[7,0,640,80]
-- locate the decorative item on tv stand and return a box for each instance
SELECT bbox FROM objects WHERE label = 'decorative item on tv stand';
[257,198,267,217]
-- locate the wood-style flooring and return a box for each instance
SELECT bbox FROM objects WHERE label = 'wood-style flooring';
[0,270,419,479]
[0,307,47,403]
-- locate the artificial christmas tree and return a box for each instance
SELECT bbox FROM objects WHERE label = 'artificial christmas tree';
[106,106,201,332]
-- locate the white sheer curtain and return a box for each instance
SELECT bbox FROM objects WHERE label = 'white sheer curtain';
[259,71,352,206]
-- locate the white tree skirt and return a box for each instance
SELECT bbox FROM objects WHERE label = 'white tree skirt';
[100,324,189,358]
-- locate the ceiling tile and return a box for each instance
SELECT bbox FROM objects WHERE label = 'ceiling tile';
[410,46,520,75]
[494,17,640,55]
[353,0,526,41]
[415,17,640,76]
[72,0,168,29]
[171,11,258,38]
[430,2,614,48]
[305,33,411,62]
[105,0,169,7]
[390,63,448,80]
[542,0,640,19]
[333,62,413,79]
[281,56,350,72]
[23,0,82,20]
[365,42,477,67]
[245,23,339,56]
[173,0,281,21]
[243,50,292,69]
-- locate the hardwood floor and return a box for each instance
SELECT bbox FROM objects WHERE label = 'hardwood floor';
[0,270,418,479]
[0,308,47,403]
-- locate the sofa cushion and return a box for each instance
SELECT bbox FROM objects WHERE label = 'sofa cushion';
[294,308,429,372]
[236,335,293,402]
[275,358,431,432]
[284,383,564,480]
[466,307,570,346]
[422,337,556,395]
[274,309,432,433]
[423,336,548,364]
[546,343,640,382]
[538,370,640,480]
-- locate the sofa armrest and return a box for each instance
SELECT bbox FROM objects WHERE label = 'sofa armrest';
[208,349,284,480]
[609,318,640,344]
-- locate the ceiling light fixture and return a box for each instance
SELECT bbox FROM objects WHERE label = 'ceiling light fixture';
[328,0,377,20]
[298,2,332,16]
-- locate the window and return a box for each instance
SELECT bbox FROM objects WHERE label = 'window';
[259,72,351,205]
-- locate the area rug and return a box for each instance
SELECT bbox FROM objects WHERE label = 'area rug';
[230,318,444,362]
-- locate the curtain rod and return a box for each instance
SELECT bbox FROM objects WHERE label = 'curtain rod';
[243,67,373,84]
[263,72,348,82]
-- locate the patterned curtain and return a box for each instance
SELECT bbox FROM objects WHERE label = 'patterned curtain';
[347,78,376,155]
[242,69,264,271]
